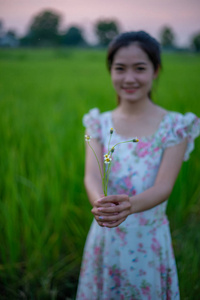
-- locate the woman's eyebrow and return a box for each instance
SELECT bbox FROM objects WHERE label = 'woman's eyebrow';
[114,62,147,66]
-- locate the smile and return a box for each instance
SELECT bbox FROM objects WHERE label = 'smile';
[122,87,139,93]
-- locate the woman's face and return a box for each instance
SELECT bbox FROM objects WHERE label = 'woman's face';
[110,43,158,104]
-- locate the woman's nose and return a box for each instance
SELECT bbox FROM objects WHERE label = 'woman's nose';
[124,70,136,83]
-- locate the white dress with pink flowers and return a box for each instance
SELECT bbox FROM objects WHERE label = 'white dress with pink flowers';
[76,108,200,300]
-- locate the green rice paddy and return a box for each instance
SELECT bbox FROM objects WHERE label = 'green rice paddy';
[0,48,200,299]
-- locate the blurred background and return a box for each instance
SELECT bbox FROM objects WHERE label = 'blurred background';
[0,0,200,299]
[0,0,200,49]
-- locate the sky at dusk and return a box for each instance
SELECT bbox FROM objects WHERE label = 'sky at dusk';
[0,0,200,46]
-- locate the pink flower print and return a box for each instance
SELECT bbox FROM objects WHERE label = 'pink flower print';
[167,275,172,286]
[94,246,101,255]
[161,136,166,143]
[139,217,148,225]
[141,286,151,299]
[162,217,168,225]
[114,274,120,287]
[139,269,146,276]
[109,268,113,276]
[108,266,121,288]
[158,264,166,274]
[154,147,160,152]
[149,227,157,236]
[97,280,103,290]
[141,150,149,157]
[131,189,136,196]
[112,161,121,172]
[142,176,146,182]
[167,288,172,300]
[177,128,184,137]
[137,243,147,254]
[124,177,132,189]
[115,227,127,245]
[136,141,151,158]
[151,237,161,256]
[116,187,127,194]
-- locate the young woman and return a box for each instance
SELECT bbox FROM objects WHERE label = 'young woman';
[76,31,200,299]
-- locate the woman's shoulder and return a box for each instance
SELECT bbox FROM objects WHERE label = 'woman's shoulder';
[160,109,200,161]
[162,109,199,126]
[83,107,111,126]
[82,108,112,140]
[154,105,199,125]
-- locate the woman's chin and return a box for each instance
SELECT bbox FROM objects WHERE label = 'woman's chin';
[121,95,141,103]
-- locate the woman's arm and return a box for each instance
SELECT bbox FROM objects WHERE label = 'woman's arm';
[84,132,104,207]
[93,138,188,227]
[130,138,188,213]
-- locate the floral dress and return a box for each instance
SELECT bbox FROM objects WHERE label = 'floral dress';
[76,108,200,300]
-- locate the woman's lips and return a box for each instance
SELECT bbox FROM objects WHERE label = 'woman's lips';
[122,87,138,93]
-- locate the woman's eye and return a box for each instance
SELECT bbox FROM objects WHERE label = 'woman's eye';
[137,67,145,71]
[115,67,124,71]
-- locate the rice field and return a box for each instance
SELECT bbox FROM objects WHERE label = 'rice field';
[0,48,200,299]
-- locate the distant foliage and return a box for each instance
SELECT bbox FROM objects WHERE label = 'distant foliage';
[0,19,3,36]
[191,32,200,52]
[159,26,175,48]
[62,26,86,46]
[27,10,61,46]
[20,10,87,47]
[95,20,120,46]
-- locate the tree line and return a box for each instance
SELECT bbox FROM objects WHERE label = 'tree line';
[0,9,200,51]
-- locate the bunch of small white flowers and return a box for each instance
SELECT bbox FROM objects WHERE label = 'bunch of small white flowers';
[85,134,91,142]
[104,153,112,164]
[84,128,139,196]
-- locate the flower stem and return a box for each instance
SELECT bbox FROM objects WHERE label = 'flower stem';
[108,140,134,155]
[104,167,107,196]
[106,159,112,195]
[108,133,112,153]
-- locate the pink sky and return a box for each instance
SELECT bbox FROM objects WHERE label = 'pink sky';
[0,0,200,46]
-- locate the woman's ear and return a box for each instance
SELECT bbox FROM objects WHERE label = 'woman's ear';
[153,66,160,79]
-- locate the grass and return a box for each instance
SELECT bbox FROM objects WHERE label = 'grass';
[0,48,199,299]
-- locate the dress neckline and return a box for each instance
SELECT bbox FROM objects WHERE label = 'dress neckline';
[108,110,170,141]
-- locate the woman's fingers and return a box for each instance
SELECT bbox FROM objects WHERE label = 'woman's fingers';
[94,201,117,208]
[97,194,129,204]
[93,195,131,227]
[91,207,119,217]
[97,201,130,214]
[98,210,128,222]
[92,201,119,216]
[102,218,126,228]
[94,216,116,227]
[92,201,130,217]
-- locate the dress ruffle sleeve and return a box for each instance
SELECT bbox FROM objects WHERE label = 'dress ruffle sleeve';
[163,112,200,161]
[82,108,102,142]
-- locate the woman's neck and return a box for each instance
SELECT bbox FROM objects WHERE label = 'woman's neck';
[114,98,155,119]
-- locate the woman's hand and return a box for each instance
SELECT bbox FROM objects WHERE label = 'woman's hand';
[91,194,131,228]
